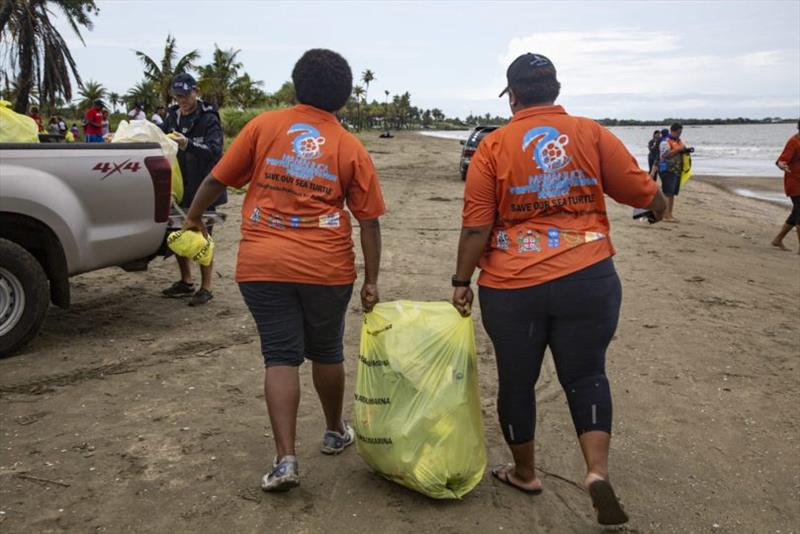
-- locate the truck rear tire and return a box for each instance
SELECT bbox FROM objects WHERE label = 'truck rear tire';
[0,238,50,357]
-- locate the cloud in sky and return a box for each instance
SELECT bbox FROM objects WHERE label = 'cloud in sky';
[38,1,800,120]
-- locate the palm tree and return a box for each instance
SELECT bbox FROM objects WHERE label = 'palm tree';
[352,85,365,130]
[1,0,99,113]
[230,73,267,109]
[361,69,375,122]
[135,34,198,107]
[125,80,158,112]
[108,91,120,113]
[196,45,243,108]
[77,79,106,110]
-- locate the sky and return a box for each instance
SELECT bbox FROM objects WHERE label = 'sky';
[51,0,800,120]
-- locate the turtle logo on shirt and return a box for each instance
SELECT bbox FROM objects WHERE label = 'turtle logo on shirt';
[288,123,326,160]
[522,126,571,172]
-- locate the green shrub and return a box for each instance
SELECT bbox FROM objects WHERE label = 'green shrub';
[219,105,288,138]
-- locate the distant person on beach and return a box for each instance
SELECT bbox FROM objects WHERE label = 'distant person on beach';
[70,123,79,139]
[647,129,662,177]
[658,123,690,222]
[160,73,225,306]
[451,52,666,526]
[771,119,800,253]
[101,109,110,136]
[29,106,43,132]
[83,99,105,143]
[179,49,385,492]
[128,102,146,121]
[151,105,166,127]
[47,117,60,135]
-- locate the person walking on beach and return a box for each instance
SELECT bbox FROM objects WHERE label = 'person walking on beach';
[647,129,662,177]
[83,99,105,143]
[771,120,800,253]
[180,49,385,492]
[160,73,225,306]
[658,123,688,222]
[451,52,666,526]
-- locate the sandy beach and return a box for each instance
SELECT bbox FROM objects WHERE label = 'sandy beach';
[1,132,798,533]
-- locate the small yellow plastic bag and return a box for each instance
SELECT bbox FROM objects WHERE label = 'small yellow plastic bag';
[355,301,486,499]
[166,230,214,266]
[0,100,39,143]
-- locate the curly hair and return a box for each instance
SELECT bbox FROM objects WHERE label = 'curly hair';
[292,49,353,112]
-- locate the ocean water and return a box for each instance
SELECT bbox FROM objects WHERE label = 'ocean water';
[419,123,796,205]
[419,123,796,177]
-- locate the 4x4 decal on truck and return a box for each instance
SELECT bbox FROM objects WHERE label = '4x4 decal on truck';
[93,160,141,180]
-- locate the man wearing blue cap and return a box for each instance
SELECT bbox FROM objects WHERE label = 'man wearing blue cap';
[160,73,226,306]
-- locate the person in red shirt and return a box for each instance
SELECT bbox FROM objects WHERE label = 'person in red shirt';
[772,120,800,253]
[181,49,385,492]
[28,106,43,132]
[451,53,665,526]
[83,99,105,142]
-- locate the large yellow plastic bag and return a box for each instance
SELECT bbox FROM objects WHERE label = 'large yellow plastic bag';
[355,301,486,499]
[112,119,183,203]
[0,100,39,142]
[166,230,214,266]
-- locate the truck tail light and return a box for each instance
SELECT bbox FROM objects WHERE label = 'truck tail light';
[144,156,172,223]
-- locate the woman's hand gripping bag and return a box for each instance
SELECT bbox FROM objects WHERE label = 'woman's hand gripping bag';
[354,301,486,499]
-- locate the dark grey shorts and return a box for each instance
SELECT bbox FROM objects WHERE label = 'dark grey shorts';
[239,281,353,367]
[661,172,680,196]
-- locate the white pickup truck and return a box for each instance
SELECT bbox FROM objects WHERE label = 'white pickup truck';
[0,142,173,356]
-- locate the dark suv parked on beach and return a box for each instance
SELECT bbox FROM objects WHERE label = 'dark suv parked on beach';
[459,126,499,180]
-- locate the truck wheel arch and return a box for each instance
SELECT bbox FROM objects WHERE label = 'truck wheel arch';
[0,213,70,308]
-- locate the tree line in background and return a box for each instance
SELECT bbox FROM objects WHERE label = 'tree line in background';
[0,1,792,137]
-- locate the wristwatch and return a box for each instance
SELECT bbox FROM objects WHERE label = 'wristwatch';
[451,275,470,287]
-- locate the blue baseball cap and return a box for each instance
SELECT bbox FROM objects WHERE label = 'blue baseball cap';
[171,73,198,96]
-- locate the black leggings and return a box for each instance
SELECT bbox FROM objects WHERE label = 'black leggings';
[479,258,621,444]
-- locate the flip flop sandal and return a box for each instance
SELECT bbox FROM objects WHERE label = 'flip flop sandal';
[261,455,300,492]
[588,479,629,526]
[491,464,543,495]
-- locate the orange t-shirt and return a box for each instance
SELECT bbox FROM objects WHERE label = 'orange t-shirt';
[777,134,800,197]
[212,104,386,284]
[463,105,657,289]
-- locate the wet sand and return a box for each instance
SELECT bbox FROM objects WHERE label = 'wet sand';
[1,132,798,533]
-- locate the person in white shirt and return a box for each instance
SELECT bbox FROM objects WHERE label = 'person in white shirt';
[150,105,166,126]
[128,102,146,121]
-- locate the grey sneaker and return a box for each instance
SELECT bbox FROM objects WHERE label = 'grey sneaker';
[321,422,355,455]
[261,455,299,492]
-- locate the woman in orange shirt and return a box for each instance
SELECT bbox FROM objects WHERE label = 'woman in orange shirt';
[182,49,385,492]
[451,53,666,526]
[772,120,800,253]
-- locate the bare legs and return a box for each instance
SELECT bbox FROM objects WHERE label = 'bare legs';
[264,366,300,459]
[663,195,678,222]
[579,430,611,487]
[772,223,799,252]
[312,362,346,433]
[264,362,346,459]
[176,255,214,291]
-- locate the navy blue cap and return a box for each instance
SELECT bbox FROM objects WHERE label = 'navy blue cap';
[171,73,198,96]
[499,53,558,98]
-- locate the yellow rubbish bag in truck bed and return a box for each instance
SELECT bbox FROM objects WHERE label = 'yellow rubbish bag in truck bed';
[0,100,39,143]
[355,301,486,499]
